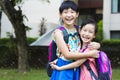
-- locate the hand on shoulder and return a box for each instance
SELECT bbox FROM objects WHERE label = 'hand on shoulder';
[89,50,100,58]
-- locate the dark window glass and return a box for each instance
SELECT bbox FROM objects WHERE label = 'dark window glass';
[110,31,120,39]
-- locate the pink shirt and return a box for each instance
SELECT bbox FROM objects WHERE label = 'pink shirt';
[80,48,98,80]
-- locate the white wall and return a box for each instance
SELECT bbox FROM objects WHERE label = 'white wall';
[103,0,120,39]
[1,12,14,38]
[1,0,62,38]
[103,0,111,39]
[110,14,120,30]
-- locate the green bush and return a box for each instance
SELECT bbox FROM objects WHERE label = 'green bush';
[27,37,37,44]
[0,38,120,68]
[94,20,103,42]
[0,38,37,68]
[100,40,120,68]
[102,39,120,45]
[0,38,10,45]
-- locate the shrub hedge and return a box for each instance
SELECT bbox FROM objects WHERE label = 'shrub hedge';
[100,40,120,68]
[0,38,120,68]
[0,38,37,68]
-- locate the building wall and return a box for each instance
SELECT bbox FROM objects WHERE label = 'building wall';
[78,0,103,26]
[103,0,120,39]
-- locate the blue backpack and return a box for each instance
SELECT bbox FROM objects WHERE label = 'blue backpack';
[46,25,79,77]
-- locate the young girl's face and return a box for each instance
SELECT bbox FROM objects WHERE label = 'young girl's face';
[60,8,79,27]
[79,24,96,44]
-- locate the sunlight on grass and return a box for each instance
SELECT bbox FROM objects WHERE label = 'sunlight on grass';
[0,68,120,80]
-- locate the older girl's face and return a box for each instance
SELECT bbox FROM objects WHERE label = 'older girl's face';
[79,24,96,43]
[60,8,79,27]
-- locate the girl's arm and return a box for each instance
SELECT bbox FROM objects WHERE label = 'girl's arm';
[54,29,99,60]
[51,58,86,70]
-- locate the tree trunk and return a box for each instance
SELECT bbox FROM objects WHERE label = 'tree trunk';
[0,0,29,73]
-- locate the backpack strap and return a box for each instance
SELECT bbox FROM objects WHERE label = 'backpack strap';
[58,25,79,44]
[74,25,79,33]
[95,52,100,77]
[81,45,98,80]
[84,61,98,80]
[58,26,69,43]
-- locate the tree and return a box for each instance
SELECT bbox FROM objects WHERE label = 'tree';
[0,7,2,37]
[0,0,29,73]
[0,0,50,73]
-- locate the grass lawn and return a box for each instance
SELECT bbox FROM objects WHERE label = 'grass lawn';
[0,68,120,80]
[0,68,50,80]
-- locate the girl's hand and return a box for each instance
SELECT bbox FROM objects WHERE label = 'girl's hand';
[50,64,61,70]
[89,50,100,58]
[88,42,100,50]
[49,59,58,65]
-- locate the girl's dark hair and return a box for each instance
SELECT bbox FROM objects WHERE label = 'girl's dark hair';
[59,0,79,14]
[79,18,98,48]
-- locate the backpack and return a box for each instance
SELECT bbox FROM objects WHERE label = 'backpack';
[46,25,79,77]
[96,51,112,80]
[85,51,112,80]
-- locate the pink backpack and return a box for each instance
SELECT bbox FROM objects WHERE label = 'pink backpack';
[96,51,112,80]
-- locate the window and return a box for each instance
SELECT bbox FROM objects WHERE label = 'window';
[110,31,120,39]
[111,0,120,13]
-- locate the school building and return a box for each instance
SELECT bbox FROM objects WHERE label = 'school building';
[0,0,120,46]
[76,0,120,39]
[103,0,120,39]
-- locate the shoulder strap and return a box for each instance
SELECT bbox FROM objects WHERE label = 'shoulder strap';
[58,26,69,43]
[74,25,79,32]
[58,25,79,43]
[81,45,98,80]
[95,52,100,76]
[84,61,98,80]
